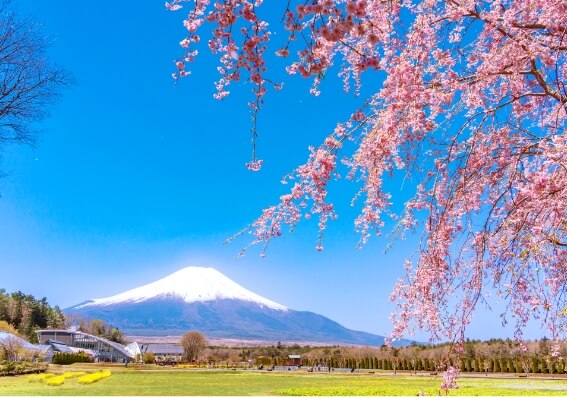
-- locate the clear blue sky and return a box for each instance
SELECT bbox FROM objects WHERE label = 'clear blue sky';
[0,1,547,342]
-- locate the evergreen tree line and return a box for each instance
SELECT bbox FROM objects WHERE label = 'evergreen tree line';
[0,289,65,342]
[298,354,566,374]
[217,339,567,375]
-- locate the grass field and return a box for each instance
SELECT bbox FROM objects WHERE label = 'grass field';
[1,365,566,396]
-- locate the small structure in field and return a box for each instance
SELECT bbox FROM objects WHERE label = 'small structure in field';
[287,354,301,366]
[140,343,184,363]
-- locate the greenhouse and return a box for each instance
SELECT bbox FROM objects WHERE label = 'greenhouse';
[36,329,135,362]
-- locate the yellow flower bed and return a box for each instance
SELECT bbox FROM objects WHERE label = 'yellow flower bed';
[78,370,112,384]
[28,371,89,386]
[27,373,54,382]
[28,370,111,386]
[45,375,66,386]
[62,371,87,378]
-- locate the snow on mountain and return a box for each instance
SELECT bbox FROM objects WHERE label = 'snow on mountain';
[72,266,287,311]
[65,266,413,346]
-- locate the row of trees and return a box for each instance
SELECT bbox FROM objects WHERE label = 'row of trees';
[0,289,65,342]
[299,354,565,375]
[181,339,566,376]
[296,340,567,374]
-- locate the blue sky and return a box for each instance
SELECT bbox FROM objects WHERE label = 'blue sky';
[0,1,548,342]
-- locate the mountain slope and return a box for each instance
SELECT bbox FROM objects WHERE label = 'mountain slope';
[65,266,406,346]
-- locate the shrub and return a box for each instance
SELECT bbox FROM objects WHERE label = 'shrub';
[1,360,46,376]
[143,352,155,364]
[52,351,93,365]
[1,361,15,373]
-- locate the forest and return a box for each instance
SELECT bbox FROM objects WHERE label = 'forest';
[0,289,128,346]
[0,289,65,342]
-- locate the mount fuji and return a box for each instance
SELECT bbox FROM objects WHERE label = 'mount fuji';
[65,266,400,346]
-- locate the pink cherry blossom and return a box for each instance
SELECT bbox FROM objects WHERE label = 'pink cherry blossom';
[441,366,459,394]
[166,0,567,363]
[245,159,263,172]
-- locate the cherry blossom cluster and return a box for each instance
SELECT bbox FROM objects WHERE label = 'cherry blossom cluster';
[246,144,338,255]
[167,0,566,355]
[167,0,273,168]
[441,366,459,394]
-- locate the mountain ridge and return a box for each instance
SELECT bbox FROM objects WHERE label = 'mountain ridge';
[65,266,411,347]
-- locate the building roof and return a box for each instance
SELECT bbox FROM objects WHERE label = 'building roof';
[140,343,184,355]
[103,338,134,358]
[0,331,35,349]
[0,331,53,353]
[288,354,301,359]
[46,339,95,357]
[32,345,54,354]
[125,342,141,357]
[47,339,75,353]
[0,331,25,344]
[35,329,74,334]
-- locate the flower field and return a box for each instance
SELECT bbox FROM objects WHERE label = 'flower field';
[0,366,565,396]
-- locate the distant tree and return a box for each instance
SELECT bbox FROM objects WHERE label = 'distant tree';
[181,331,206,362]
[538,337,551,356]
[475,358,482,373]
[0,1,70,153]
[500,357,508,373]
[494,358,501,373]
[143,352,155,364]
[239,349,252,361]
[509,358,516,373]
[106,327,125,344]
[76,318,126,344]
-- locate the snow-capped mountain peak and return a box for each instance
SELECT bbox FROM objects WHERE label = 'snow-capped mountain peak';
[72,266,287,311]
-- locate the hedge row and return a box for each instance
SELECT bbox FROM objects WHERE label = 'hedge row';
[52,352,93,365]
[299,356,566,374]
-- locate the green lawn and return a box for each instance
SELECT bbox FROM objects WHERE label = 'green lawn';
[1,366,566,396]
